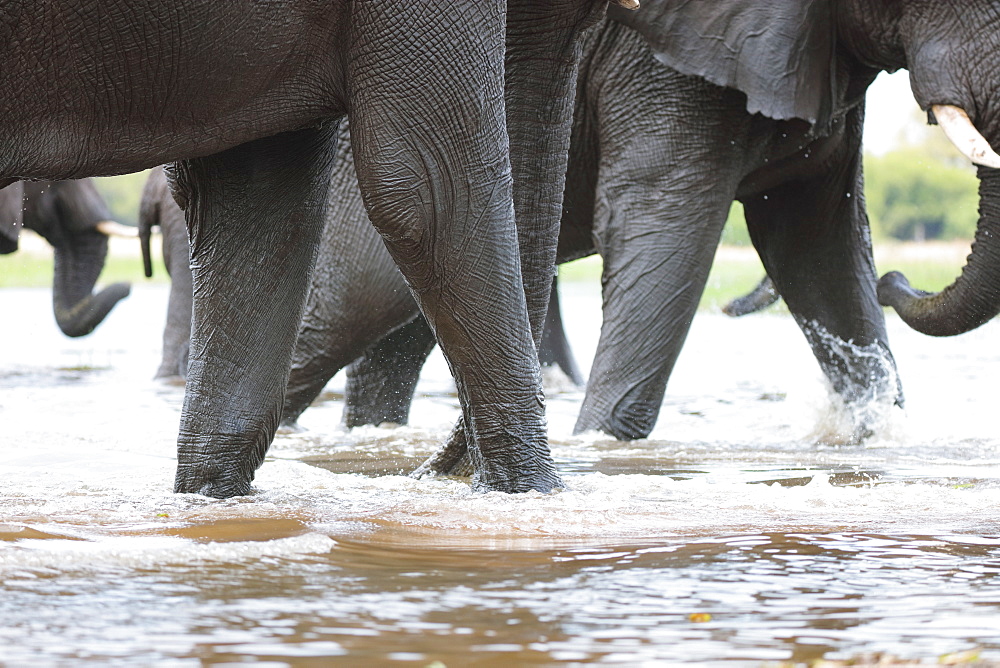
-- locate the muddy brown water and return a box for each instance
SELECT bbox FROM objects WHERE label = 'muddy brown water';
[3,282,1000,666]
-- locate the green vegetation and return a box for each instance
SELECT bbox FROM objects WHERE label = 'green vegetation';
[865,110,980,241]
[719,202,751,246]
[0,239,167,288]
[865,149,978,241]
[559,242,967,314]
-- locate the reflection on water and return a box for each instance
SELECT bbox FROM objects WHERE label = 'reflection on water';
[3,284,1000,665]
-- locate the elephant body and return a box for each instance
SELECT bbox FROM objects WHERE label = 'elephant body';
[145,0,1000,463]
[570,0,1000,441]
[140,153,583,426]
[2,0,617,496]
[1,180,130,337]
[610,0,1000,350]
[371,8,901,455]
[308,0,1000,462]
[562,14,898,441]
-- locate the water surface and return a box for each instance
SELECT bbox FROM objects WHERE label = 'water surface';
[3,283,1000,665]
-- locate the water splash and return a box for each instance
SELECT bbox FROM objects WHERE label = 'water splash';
[799,320,904,445]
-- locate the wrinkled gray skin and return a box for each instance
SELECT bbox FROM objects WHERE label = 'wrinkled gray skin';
[243,0,1000,460]
[0,180,130,337]
[421,0,1000,472]
[2,0,621,498]
[139,160,583,424]
[564,0,1000,443]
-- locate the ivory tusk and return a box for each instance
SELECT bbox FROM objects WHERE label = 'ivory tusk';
[932,104,1000,169]
[609,0,640,9]
[95,220,139,238]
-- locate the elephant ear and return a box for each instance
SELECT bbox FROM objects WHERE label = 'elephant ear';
[0,181,24,254]
[609,0,836,129]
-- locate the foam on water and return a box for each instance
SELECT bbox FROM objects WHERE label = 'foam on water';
[7,443,1000,575]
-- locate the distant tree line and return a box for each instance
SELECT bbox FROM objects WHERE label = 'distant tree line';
[721,114,979,246]
[863,149,978,242]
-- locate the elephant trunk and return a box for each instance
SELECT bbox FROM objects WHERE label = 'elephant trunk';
[52,229,131,337]
[723,275,780,317]
[878,165,1000,336]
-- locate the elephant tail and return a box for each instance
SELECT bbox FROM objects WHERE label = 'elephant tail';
[138,167,167,279]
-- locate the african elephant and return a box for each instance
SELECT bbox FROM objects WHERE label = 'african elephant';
[0,180,131,337]
[420,0,1000,474]
[163,0,999,464]
[138,160,583,425]
[2,1,634,498]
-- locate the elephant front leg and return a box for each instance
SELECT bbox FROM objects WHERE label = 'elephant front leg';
[742,108,902,441]
[574,54,751,440]
[172,124,340,498]
[574,199,733,440]
[411,0,607,479]
[348,1,558,493]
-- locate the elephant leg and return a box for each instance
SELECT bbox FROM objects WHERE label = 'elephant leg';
[412,0,605,480]
[281,120,421,427]
[343,280,577,431]
[139,168,191,379]
[574,189,736,439]
[282,286,419,427]
[573,31,752,440]
[539,277,585,386]
[348,2,557,493]
[343,314,437,428]
[742,107,902,440]
[172,122,341,498]
[158,202,193,379]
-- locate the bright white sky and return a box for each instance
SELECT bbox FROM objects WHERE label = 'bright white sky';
[863,69,924,155]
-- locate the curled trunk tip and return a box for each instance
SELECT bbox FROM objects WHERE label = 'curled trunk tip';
[878,167,1000,337]
[723,275,780,317]
[56,282,132,337]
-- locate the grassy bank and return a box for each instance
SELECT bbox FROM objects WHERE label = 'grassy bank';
[0,233,168,288]
[558,241,971,313]
[3,233,972,315]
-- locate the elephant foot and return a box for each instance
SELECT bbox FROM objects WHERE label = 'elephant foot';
[822,386,902,446]
[410,424,474,478]
[472,463,561,494]
[799,321,904,444]
[174,471,254,499]
[412,421,562,494]
[174,453,256,498]
[575,388,657,441]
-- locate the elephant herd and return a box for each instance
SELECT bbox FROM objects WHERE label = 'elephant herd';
[4,0,1000,499]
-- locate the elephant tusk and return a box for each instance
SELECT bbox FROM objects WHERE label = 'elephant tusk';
[932,104,1000,169]
[609,0,639,9]
[95,220,138,238]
